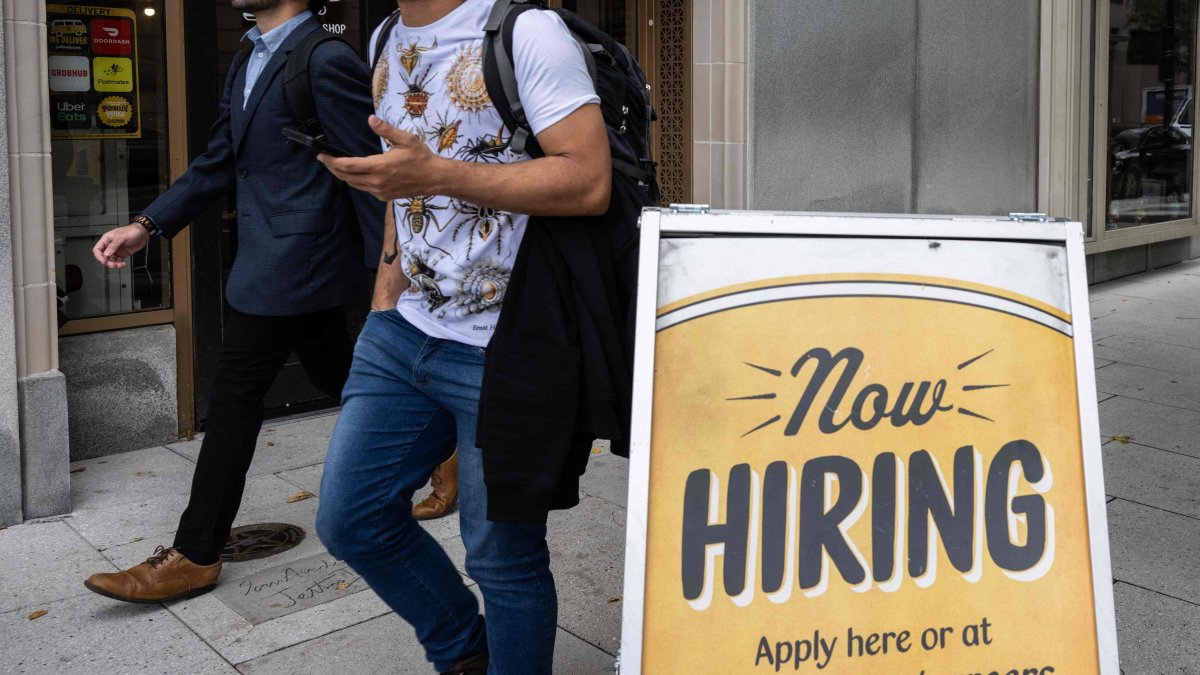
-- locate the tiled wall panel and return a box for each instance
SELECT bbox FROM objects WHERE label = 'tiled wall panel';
[693,0,746,209]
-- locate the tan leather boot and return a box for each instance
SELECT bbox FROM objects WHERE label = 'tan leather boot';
[84,546,221,604]
[413,450,459,520]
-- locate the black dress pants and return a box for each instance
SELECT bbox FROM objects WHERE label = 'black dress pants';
[173,306,354,555]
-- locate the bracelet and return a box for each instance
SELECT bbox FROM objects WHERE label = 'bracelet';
[131,214,159,235]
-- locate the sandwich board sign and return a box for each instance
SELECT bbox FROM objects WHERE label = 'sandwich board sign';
[620,209,1117,674]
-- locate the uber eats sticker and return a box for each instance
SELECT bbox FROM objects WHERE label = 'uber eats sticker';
[47,5,140,139]
[637,243,1108,674]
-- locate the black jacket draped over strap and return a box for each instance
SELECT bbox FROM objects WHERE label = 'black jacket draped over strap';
[477,176,645,524]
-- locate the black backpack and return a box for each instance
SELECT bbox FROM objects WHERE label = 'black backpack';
[229,29,344,140]
[371,1,660,197]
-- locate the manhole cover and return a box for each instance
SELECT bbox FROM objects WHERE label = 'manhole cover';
[221,523,306,562]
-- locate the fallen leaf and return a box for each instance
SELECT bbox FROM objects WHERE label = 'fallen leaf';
[335,582,351,591]
[591,447,602,455]
[287,491,314,503]
[185,430,195,441]
[1112,435,1133,444]
[267,442,275,448]
[70,467,85,474]
[27,610,47,621]
[607,596,622,603]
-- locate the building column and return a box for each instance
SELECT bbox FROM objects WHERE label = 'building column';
[692,0,748,209]
[4,0,71,525]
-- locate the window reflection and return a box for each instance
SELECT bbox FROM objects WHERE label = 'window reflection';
[48,1,172,322]
[1107,0,1197,229]
[559,0,637,53]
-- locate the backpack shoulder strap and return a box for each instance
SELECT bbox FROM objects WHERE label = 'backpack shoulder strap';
[482,0,545,157]
[371,10,402,73]
[282,29,343,136]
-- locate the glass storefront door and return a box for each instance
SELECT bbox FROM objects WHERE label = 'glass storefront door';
[187,1,368,426]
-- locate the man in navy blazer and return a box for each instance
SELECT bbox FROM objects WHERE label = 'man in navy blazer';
[84,0,385,604]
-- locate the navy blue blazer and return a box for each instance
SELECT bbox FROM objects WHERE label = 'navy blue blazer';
[144,17,383,316]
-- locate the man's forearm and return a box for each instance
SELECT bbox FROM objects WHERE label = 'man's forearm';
[425,152,611,217]
[371,205,410,309]
[320,109,613,217]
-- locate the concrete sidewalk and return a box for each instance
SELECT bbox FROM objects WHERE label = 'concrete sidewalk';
[2,261,1200,674]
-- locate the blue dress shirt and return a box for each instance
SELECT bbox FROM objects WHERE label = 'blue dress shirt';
[242,11,313,110]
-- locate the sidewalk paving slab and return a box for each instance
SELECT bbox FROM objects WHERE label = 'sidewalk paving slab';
[66,473,303,551]
[579,450,630,510]
[0,592,235,674]
[1087,276,1151,301]
[1107,499,1200,605]
[1098,395,1200,458]
[1095,363,1200,414]
[234,598,615,674]
[169,583,395,665]
[1102,441,1200,518]
[211,552,369,625]
[275,464,322,495]
[548,496,627,657]
[69,446,198,512]
[167,414,337,477]
[1114,582,1200,675]
[0,520,114,613]
[1094,335,1200,376]
[1092,310,1200,351]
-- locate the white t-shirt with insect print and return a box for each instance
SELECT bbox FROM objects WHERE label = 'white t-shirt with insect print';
[368,0,599,348]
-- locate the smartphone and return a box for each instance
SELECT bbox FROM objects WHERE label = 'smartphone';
[282,127,355,158]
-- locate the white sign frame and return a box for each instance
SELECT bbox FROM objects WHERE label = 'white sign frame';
[618,208,1118,674]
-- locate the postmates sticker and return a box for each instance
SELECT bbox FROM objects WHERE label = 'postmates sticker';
[641,273,1097,674]
[92,57,133,92]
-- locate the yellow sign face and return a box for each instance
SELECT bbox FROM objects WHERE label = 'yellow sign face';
[92,57,133,92]
[642,274,1098,673]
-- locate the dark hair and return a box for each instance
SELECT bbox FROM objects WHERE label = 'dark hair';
[308,0,327,14]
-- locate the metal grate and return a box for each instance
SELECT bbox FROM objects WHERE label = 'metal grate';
[221,523,306,563]
[654,0,690,205]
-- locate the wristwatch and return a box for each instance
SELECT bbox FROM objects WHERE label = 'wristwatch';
[131,214,161,236]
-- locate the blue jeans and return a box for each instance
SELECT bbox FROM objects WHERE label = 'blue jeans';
[317,310,557,674]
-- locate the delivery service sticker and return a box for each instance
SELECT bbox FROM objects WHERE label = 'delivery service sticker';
[640,270,1099,674]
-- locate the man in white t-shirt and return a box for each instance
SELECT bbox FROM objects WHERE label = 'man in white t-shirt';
[314,1,610,672]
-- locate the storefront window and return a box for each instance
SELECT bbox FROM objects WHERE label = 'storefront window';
[559,0,638,53]
[48,1,171,322]
[1105,0,1198,230]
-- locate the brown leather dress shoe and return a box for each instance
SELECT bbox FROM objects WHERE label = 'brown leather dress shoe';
[440,650,488,675]
[84,546,222,604]
[413,450,459,521]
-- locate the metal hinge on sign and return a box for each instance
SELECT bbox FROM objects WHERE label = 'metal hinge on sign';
[1007,212,1053,222]
[669,203,710,214]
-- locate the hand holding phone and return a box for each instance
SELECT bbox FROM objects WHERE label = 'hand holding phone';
[283,127,355,158]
